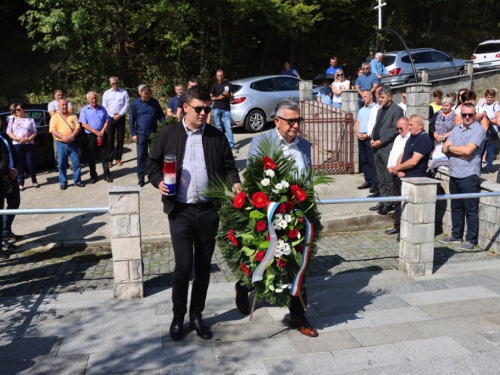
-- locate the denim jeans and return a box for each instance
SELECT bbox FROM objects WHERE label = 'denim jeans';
[449,175,480,244]
[485,141,495,169]
[56,141,82,186]
[212,108,235,148]
[136,133,152,183]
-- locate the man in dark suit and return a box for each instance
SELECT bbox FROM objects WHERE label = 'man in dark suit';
[369,87,404,215]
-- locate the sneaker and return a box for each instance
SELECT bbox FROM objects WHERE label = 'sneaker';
[482,168,492,174]
[231,147,239,153]
[460,242,476,251]
[439,237,462,244]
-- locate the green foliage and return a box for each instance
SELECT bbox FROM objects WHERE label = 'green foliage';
[149,116,179,149]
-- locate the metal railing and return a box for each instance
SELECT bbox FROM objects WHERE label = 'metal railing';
[0,207,108,215]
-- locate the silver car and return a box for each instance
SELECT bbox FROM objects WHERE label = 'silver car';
[230,75,302,132]
[380,48,465,86]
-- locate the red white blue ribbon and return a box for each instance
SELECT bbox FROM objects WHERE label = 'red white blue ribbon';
[252,201,280,283]
[290,217,314,297]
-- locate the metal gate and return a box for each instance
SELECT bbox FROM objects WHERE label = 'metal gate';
[299,101,355,174]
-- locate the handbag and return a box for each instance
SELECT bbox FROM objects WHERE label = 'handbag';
[432,142,447,161]
[1,176,12,194]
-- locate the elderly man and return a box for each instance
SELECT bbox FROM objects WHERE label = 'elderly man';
[148,86,240,342]
[326,57,340,75]
[167,84,184,117]
[102,76,129,167]
[440,103,486,251]
[129,85,165,187]
[235,99,318,338]
[49,99,84,189]
[211,70,237,153]
[79,92,113,184]
[388,116,432,233]
[356,90,376,190]
[48,89,73,168]
[355,62,380,109]
[370,87,404,215]
[370,52,390,79]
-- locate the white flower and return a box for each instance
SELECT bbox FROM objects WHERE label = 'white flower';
[261,178,270,186]
[265,169,275,177]
[272,188,280,194]
[271,221,279,230]
[278,220,288,229]
[282,243,291,255]
[284,214,292,223]
[281,181,289,188]
[274,213,283,220]
[276,239,286,249]
[274,183,283,190]
[275,287,283,293]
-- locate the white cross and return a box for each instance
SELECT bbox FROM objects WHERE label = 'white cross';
[373,0,387,30]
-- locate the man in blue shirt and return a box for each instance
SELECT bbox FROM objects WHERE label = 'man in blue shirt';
[356,90,376,189]
[79,92,112,184]
[129,85,165,187]
[167,84,184,117]
[325,57,340,75]
[355,62,380,109]
[281,62,300,78]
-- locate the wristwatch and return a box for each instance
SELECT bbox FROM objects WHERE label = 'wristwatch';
[446,145,451,152]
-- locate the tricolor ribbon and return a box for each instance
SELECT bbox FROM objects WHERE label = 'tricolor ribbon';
[290,217,314,297]
[252,201,280,283]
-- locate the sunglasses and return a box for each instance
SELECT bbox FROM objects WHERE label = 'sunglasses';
[397,127,404,130]
[15,108,23,111]
[111,82,119,85]
[186,103,212,114]
[462,113,475,118]
[337,74,344,76]
[276,116,304,126]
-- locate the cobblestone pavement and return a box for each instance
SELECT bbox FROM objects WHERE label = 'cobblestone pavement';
[0,230,497,297]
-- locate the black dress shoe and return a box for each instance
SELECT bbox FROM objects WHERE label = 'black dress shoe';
[4,232,23,241]
[385,227,400,235]
[369,203,383,211]
[139,180,145,187]
[2,239,14,251]
[369,187,376,193]
[189,317,213,340]
[377,205,394,215]
[367,192,380,198]
[235,282,250,315]
[169,315,184,341]
[357,182,372,190]
[60,184,68,190]
[90,178,98,184]
[76,183,86,188]
[104,176,113,183]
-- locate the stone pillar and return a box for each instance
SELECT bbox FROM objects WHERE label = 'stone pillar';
[399,177,440,276]
[406,83,432,132]
[108,186,143,299]
[299,80,313,101]
[465,60,473,79]
[343,90,360,173]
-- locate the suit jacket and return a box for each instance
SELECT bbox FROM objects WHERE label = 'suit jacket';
[247,129,312,169]
[372,102,404,152]
[147,121,240,214]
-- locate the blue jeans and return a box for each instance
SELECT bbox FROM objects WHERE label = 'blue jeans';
[136,133,152,182]
[332,102,342,109]
[56,141,82,186]
[485,141,495,169]
[449,175,480,244]
[213,108,234,148]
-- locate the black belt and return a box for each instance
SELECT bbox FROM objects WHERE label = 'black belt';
[175,201,214,210]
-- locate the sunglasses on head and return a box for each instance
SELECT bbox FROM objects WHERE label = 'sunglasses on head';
[186,103,212,114]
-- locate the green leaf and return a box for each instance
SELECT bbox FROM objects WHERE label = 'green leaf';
[250,210,266,219]
[242,246,256,256]
[295,250,303,264]
[259,241,270,249]
[240,233,256,240]
[294,210,304,217]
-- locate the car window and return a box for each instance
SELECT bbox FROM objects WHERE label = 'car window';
[401,54,414,64]
[412,52,432,64]
[232,84,243,94]
[274,77,300,91]
[475,43,500,54]
[382,55,396,66]
[25,110,44,127]
[251,78,278,92]
[430,51,450,62]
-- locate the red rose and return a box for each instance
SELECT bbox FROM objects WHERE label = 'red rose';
[276,203,287,214]
[286,196,294,211]
[252,192,269,209]
[233,191,246,209]
[298,217,304,224]
[291,185,307,202]
[240,262,251,276]
[266,234,270,241]
[287,228,299,239]
[277,259,287,268]
[295,245,304,253]
[262,157,276,170]
[228,229,238,247]
[256,220,267,232]
[255,251,265,262]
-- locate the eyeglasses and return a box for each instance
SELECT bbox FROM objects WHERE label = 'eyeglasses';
[186,103,212,114]
[111,82,119,85]
[15,108,23,111]
[363,68,370,70]
[397,127,404,131]
[276,116,304,126]
[462,113,475,118]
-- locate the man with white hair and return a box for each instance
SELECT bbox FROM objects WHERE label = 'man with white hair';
[370,52,390,79]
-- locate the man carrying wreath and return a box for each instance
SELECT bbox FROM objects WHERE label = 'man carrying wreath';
[234,99,318,337]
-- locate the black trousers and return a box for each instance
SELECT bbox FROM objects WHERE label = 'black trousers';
[83,132,110,179]
[168,202,219,319]
[2,178,20,236]
[392,176,402,230]
[107,116,125,162]
[370,145,379,195]
[374,148,392,207]
[450,175,480,244]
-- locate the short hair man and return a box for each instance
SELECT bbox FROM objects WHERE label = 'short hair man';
[148,86,240,342]
[235,99,317,338]
[79,92,113,184]
[366,47,375,62]
[48,89,73,168]
[129,85,165,187]
[49,99,84,189]
[102,76,129,167]
[137,84,146,95]
[326,57,339,75]
[210,70,238,153]
[370,52,390,79]
[355,62,380,109]
[167,84,184,117]
[281,62,300,78]
[176,78,198,120]
[440,103,486,251]
[369,87,404,215]
[398,92,407,115]
[387,115,432,231]
[356,90,376,190]
[367,86,384,199]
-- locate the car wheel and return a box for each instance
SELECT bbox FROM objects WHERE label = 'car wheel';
[244,109,266,133]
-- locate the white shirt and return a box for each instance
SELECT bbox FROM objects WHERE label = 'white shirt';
[387,132,411,168]
[367,103,382,136]
[102,87,130,117]
[275,129,305,174]
[398,102,407,116]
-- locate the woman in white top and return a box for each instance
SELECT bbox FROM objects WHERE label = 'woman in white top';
[480,89,500,172]
[331,69,350,109]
